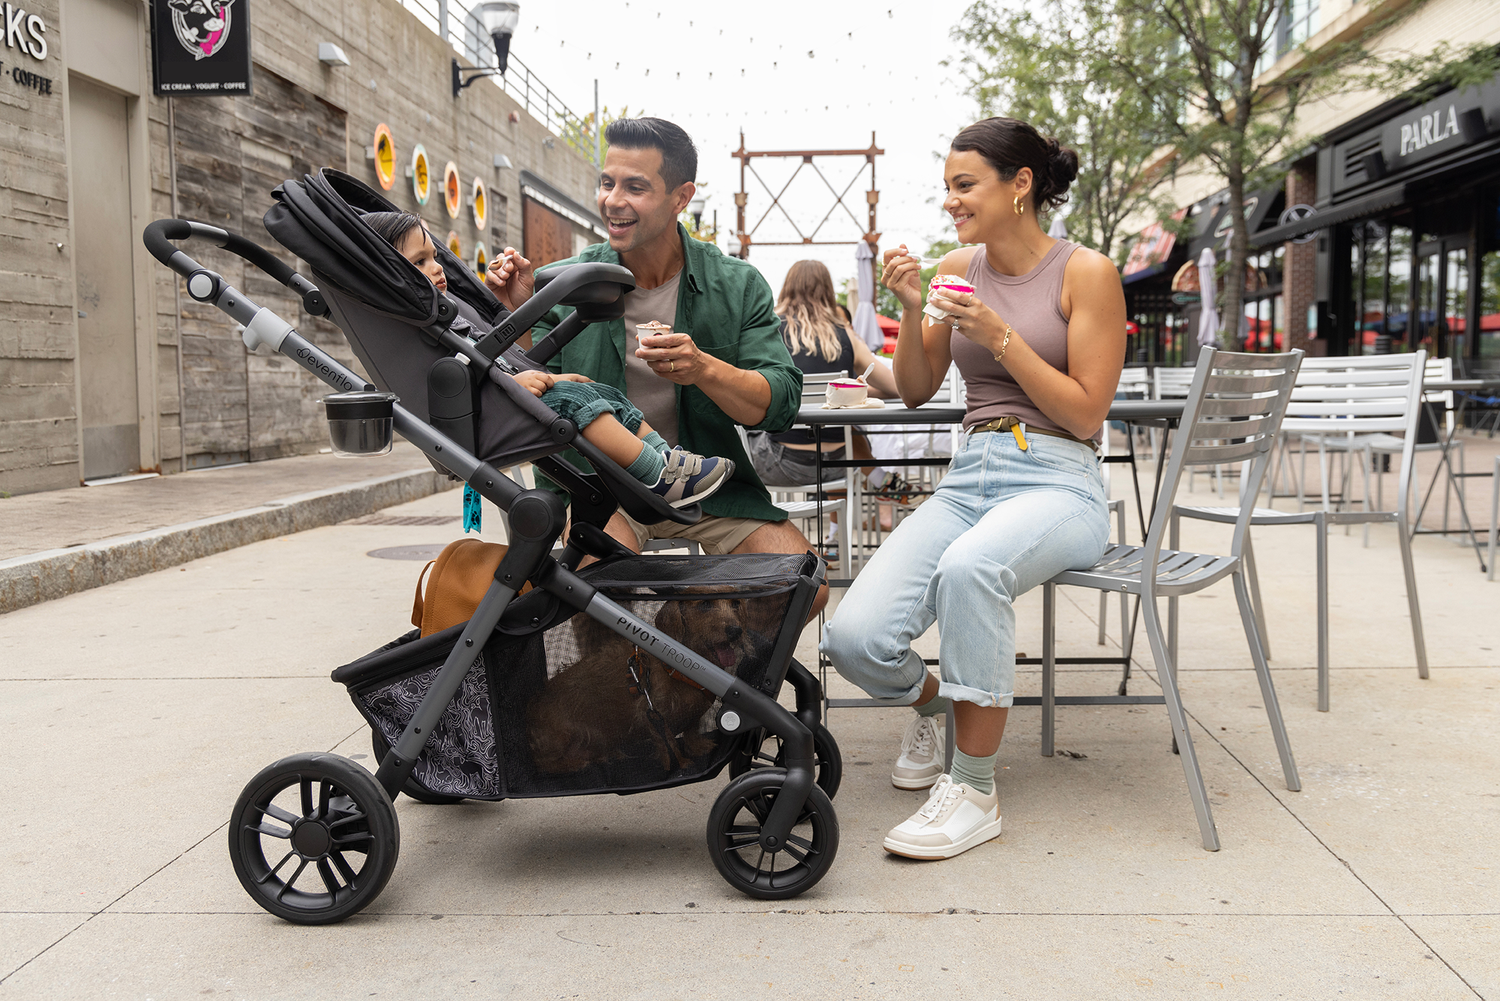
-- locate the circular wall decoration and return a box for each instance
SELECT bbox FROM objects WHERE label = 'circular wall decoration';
[472,177,488,230]
[447,231,462,259]
[372,124,396,191]
[474,241,488,278]
[443,161,461,219]
[411,144,431,205]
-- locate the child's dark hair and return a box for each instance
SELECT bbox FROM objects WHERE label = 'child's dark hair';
[950,117,1079,212]
[362,210,425,248]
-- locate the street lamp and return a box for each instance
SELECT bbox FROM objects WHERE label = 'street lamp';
[452,1,521,98]
[688,191,707,230]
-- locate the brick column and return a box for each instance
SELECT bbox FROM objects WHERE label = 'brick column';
[1284,163,1318,354]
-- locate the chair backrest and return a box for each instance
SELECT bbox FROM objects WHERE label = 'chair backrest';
[1281,351,1426,513]
[1117,366,1152,397]
[1143,348,1304,581]
[801,371,847,401]
[1153,366,1197,399]
[1423,355,1455,429]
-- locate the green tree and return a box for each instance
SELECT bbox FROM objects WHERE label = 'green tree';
[951,0,1180,262]
[1110,0,1447,345]
[560,105,639,168]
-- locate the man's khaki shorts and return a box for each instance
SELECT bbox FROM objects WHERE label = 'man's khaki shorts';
[618,510,769,555]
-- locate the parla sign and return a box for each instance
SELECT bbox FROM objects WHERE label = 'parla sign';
[2,3,48,62]
[1381,85,1492,169]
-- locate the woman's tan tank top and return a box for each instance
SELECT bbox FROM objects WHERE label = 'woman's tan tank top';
[950,239,1098,442]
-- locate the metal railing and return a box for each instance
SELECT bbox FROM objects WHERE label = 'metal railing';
[396,0,599,168]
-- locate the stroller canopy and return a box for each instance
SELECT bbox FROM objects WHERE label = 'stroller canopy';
[265,168,503,328]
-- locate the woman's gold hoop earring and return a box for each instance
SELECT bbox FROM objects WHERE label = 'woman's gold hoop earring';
[1014,194,1025,217]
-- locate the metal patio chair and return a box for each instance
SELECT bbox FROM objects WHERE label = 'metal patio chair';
[1038,347,1304,852]
[1171,352,1430,712]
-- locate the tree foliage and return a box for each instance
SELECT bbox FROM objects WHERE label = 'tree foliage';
[951,0,1180,262]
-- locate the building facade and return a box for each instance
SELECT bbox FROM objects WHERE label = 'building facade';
[1120,0,1500,375]
[1,0,603,495]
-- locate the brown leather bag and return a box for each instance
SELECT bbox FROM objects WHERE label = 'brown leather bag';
[411,539,530,637]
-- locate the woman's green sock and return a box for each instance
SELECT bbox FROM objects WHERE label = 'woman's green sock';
[914,695,950,718]
[950,748,998,796]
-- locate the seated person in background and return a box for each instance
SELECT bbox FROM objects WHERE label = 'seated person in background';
[363,210,733,507]
[746,260,898,489]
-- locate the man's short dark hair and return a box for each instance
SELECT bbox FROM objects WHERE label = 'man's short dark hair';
[603,117,698,191]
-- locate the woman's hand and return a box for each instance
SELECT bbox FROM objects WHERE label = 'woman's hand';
[511,369,555,398]
[880,245,925,313]
[928,287,1008,359]
[485,247,535,311]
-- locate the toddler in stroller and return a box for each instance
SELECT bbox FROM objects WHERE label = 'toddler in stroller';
[143,167,842,924]
[362,209,733,508]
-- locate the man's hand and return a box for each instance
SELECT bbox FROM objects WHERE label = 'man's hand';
[634,331,706,385]
[484,247,535,312]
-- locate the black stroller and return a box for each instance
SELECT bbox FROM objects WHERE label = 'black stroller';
[143,168,842,924]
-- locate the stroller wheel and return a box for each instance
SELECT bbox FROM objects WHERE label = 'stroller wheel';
[707,769,838,900]
[728,723,843,800]
[229,752,400,925]
[370,732,466,804]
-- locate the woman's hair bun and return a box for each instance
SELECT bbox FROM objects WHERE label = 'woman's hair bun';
[1046,139,1080,188]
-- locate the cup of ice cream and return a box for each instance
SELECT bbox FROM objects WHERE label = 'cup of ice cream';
[923,274,975,324]
[825,378,869,408]
[635,320,673,343]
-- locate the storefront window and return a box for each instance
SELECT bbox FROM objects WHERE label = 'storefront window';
[1389,226,1412,349]
[1446,249,1470,364]
[1241,247,1285,351]
[1475,251,1500,377]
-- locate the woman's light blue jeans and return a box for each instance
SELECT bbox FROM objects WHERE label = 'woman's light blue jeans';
[821,428,1111,708]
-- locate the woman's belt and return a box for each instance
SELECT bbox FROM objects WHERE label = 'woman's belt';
[966,415,1099,453]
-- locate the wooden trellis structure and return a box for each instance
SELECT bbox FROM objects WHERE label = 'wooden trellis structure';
[730,132,883,259]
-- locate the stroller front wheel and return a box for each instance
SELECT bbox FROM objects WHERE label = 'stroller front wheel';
[229,752,400,925]
[707,769,838,900]
[728,722,843,800]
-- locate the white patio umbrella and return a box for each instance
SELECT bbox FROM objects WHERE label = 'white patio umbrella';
[1047,214,1068,239]
[851,238,884,352]
[1197,247,1220,348]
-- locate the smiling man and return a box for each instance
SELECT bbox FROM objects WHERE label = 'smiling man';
[490,118,824,610]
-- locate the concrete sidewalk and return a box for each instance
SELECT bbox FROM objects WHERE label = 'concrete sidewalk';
[0,443,458,614]
[0,465,1496,997]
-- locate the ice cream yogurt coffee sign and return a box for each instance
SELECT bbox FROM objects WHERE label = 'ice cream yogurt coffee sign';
[150,0,253,95]
[2,3,48,61]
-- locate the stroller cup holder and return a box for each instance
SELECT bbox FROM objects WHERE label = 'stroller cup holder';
[143,171,840,924]
[321,391,398,456]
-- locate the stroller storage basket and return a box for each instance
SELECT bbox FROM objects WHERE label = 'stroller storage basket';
[334,553,821,800]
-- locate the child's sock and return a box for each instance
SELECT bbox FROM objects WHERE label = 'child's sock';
[626,441,667,484]
[641,430,669,455]
[950,748,998,796]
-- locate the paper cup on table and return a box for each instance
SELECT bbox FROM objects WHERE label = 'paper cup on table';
[825,379,869,408]
[923,274,974,323]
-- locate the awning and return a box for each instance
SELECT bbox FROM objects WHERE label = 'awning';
[1188,182,1285,259]
[518,169,607,239]
[1121,208,1188,285]
[1250,182,1409,248]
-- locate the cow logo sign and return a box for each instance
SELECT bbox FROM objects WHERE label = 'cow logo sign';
[169,0,236,61]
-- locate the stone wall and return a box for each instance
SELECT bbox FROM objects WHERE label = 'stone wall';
[0,0,600,493]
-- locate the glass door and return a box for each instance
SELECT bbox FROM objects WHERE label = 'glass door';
[1417,237,1470,364]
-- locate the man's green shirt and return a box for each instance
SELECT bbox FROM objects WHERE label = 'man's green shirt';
[531,225,801,523]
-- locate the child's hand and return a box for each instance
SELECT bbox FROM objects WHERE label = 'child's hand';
[512,369,555,397]
[553,373,594,384]
[485,248,535,311]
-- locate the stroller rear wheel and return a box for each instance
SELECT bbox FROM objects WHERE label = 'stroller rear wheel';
[728,722,842,800]
[229,752,400,925]
[707,769,838,900]
[370,732,466,804]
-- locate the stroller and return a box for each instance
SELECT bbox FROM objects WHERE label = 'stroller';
[143,168,842,924]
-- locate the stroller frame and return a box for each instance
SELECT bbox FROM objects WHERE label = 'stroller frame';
[144,215,837,920]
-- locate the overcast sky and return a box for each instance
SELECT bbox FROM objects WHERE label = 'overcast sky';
[501,0,980,297]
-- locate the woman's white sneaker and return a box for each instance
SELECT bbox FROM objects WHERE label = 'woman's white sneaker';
[891,715,943,789]
[882,775,1002,860]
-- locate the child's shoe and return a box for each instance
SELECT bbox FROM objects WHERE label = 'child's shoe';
[649,449,735,508]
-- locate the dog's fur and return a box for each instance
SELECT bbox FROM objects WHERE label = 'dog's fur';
[526,591,782,775]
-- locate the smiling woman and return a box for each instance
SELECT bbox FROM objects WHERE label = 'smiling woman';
[822,116,1126,863]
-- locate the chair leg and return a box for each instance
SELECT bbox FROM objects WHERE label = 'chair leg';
[1242,529,1271,661]
[1232,570,1301,791]
[1098,590,1108,646]
[1168,510,1181,670]
[1361,447,1372,548]
[944,703,956,773]
[1489,455,1498,582]
[1140,594,1220,851]
[1315,513,1330,713]
[1042,582,1057,758]
[1394,512,1431,680]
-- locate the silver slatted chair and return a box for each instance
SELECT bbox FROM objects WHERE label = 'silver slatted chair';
[1171,352,1430,712]
[1039,347,1304,852]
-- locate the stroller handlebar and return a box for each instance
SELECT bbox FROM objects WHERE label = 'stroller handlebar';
[143,219,326,316]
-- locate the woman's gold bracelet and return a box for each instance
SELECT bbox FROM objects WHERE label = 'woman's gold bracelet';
[993,322,1015,362]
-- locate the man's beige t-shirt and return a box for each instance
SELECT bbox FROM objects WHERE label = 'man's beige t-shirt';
[620,268,682,446]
